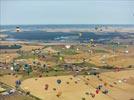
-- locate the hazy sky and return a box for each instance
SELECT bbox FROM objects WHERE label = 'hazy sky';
[0,0,134,25]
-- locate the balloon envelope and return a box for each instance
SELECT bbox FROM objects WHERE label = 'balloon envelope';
[10,67,14,71]
[57,79,61,84]
[16,80,21,85]
[65,45,71,49]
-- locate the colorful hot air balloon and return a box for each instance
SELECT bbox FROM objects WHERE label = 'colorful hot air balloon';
[13,63,20,72]
[15,80,21,88]
[23,64,32,75]
[16,80,21,85]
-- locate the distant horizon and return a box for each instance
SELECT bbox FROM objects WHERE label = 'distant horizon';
[1,24,134,26]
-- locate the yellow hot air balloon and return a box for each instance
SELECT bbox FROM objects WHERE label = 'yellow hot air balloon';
[59,56,63,61]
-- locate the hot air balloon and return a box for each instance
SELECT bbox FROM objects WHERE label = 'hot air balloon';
[90,93,95,98]
[16,26,21,32]
[10,67,14,71]
[44,84,49,90]
[15,80,21,85]
[90,39,94,42]
[13,63,20,72]
[23,64,32,75]
[15,80,21,88]
[65,45,71,49]
[95,26,99,30]
[57,79,61,84]
[59,56,64,61]
[79,32,82,37]
[56,91,62,97]
[102,89,109,94]
[96,89,99,94]
[88,39,94,47]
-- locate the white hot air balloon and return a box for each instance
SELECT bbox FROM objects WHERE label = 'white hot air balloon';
[10,67,14,71]
[65,45,71,49]
[125,50,129,54]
